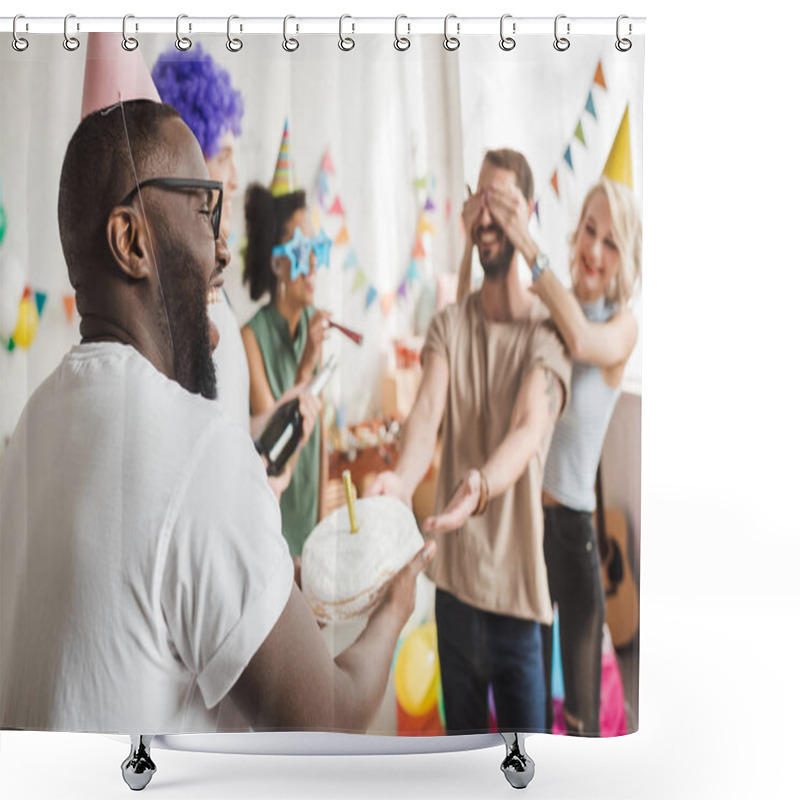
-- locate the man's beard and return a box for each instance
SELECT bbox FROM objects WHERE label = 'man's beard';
[477,230,515,280]
[154,237,217,400]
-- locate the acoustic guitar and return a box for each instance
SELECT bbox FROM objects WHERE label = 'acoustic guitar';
[595,466,639,649]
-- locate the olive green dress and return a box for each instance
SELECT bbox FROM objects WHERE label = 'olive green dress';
[246,303,320,556]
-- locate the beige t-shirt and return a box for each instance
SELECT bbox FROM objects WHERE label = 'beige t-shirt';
[422,292,571,624]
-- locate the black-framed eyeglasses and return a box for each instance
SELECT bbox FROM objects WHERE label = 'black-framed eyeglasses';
[119,178,224,241]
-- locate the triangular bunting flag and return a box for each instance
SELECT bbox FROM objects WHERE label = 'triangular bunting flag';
[318,171,329,196]
[365,286,378,309]
[352,268,367,291]
[343,249,358,270]
[594,61,606,89]
[322,150,335,174]
[311,206,321,232]
[551,171,560,197]
[34,291,47,316]
[335,225,350,246]
[586,92,597,120]
[563,146,573,171]
[574,120,586,146]
[63,294,76,324]
[6,336,15,352]
[424,196,436,212]
[317,187,326,207]
[445,198,451,221]
[329,196,345,216]
[412,176,428,191]
[534,200,540,224]
[418,216,435,236]
[412,238,426,259]
[380,293,394,316]
[407,260,420,282]
[397,281,408,299]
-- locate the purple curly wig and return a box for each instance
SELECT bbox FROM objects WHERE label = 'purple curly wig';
[151,43,244,158]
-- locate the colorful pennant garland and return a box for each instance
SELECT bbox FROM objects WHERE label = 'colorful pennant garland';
[310,152,439,314]
[548,60,608,202]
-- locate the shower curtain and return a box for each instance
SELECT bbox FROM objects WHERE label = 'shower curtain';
[0,20,644,744]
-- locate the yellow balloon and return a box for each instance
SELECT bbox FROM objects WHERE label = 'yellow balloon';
[394,622,440,717]
[12,297,38,349]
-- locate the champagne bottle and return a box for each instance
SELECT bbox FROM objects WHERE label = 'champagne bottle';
[257,356,337,476]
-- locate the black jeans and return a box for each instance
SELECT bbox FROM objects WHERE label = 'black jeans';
[435,588,546,734]
[541,506,605,735]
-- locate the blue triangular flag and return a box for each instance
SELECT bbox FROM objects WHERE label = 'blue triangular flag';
[585,91,597,119]
[365,286,378,309]
[35,291,48,316]
[407,260,420,282]
[563,145,573,171]
[319,171,329,196]
[343,248,358,270]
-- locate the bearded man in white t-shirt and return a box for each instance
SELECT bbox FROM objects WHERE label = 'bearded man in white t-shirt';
[0,99,433,734]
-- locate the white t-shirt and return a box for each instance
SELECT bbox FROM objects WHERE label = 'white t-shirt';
[0,342,293,733]
[209,292,251,430]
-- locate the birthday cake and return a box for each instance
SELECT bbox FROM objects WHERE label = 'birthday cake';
[301,495,424,623]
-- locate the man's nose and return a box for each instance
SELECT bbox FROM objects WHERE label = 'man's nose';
[478,202,493,227]
[216,235,231,271]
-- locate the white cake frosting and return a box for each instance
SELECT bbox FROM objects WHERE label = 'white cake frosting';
[301,495,425,623]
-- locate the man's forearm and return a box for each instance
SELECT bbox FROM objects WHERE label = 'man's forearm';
[393,405,439,497]
[332,602,405,731]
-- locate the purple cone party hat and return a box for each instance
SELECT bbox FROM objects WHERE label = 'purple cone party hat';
[270,119,296,197]
[602,105,633,188]
[81,33,161,119]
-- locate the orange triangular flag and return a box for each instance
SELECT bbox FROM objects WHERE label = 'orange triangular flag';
[551,170,559,197]
[380,293,395,315]
[62,294,76,324]
[335,225,350,246]
[412,238,426,259]
[594,62,606,89]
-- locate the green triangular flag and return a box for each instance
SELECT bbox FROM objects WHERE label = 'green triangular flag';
[574,120,586,146]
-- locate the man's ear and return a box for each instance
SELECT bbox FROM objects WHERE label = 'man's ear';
[106,206,152,280]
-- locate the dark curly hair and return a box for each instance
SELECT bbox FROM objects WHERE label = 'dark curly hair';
[243,183,307,302]
[151,43,243,158]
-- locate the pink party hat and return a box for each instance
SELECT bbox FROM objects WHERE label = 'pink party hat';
[81,33,161,119]
[270,119,296,197]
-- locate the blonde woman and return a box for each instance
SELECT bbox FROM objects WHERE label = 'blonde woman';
[458,176,642,735]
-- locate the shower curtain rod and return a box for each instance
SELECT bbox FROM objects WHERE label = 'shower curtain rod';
[0,15,645,37]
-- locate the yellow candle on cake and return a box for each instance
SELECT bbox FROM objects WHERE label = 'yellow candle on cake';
[342,470,359,533]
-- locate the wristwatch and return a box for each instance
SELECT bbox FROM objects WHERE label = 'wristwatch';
[531,251,549,282]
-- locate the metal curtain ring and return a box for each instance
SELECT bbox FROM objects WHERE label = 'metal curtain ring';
[339,15,355,51]
[499,14,515,51]
[443,14,460,51]
[283,15,299,52]
[12,14,29,52]
[394,15,410,51]
[615,15,632,52]
[63,14,80,51]
[175,14,192,51]
[122,14,138,51]
[554,14,570,51]
[226,15,243,52]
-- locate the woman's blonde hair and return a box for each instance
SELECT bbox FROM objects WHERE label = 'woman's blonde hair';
[569,178,642,306]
